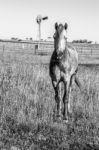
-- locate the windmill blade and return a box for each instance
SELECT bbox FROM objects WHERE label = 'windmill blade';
[42,17,48,20]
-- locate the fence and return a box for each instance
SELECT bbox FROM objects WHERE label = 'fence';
[0,40,99,64]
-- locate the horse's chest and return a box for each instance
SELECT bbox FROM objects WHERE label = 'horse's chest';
[53,63,70,80]
[59,61,71,74]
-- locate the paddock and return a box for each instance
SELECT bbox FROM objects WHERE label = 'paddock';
[0,40,99,149]
[0,40,99,65]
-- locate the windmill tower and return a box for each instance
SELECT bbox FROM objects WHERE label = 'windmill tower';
[36,15,48,41]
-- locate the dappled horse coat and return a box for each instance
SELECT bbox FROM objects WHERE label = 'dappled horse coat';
[49,23,81,122]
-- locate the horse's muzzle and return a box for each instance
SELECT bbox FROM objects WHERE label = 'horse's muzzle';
[57,51,63,59]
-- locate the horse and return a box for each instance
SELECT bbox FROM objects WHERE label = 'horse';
[49,22,81,122]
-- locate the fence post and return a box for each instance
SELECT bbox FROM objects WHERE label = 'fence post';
[35,44,38,54]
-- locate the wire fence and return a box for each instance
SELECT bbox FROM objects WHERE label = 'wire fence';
[0,40,99,64]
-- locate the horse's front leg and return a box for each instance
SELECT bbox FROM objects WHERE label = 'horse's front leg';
[63,77,71,122]
[52,81,62,120]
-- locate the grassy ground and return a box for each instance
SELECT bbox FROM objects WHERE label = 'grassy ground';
[0,62,99,149]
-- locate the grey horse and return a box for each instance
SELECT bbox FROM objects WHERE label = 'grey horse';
[49,22,81,122]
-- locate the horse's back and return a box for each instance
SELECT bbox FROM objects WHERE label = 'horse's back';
[66,44,78,61]
[64,45,78,75]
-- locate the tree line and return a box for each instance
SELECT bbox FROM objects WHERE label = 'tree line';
[72,39,92,44]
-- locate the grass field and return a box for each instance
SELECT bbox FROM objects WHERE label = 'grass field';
[0,59,99,149]
[0,41,99,149]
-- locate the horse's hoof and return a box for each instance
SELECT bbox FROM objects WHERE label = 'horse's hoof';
[63,119,69,124]
[57,116,62,123]
[69,113,72,119]
[63,116,69,123]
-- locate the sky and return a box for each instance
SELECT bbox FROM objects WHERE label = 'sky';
[0,0,99,42]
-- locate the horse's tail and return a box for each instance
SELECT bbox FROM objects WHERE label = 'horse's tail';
[75,76,82,91]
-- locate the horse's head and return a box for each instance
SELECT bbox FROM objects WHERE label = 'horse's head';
[54,22,68,59]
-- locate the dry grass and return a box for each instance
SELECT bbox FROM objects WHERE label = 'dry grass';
[0,62,99,149]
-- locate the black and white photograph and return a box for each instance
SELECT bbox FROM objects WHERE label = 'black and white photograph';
[0,0,99,149]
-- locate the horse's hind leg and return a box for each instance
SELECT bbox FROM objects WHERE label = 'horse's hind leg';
[75,75,82,91]
[57,83,62,118]
[68,75,73,114]
[74,69,82,91]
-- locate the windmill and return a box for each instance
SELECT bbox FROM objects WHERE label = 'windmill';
[36,15,48,41]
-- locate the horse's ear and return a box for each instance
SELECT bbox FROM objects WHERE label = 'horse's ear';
[55,22,58,30]
[64,23,68,30]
